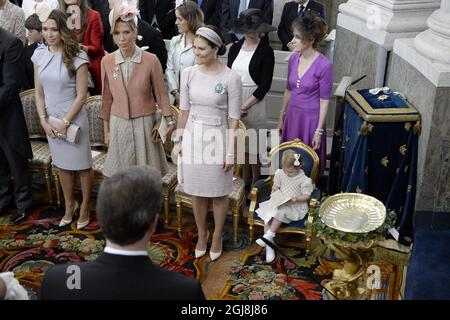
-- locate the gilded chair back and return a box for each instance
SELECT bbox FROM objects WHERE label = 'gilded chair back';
[269,138,319,184]
[85,95,106,149]
[19,89,46,138]
[234,120,247,176]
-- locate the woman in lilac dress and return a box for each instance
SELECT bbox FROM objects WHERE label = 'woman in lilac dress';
[278,14,333,174]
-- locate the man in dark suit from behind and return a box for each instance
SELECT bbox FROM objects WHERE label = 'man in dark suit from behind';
[194,0,222,28]
[139,0,177,40]
[221,0,273,44]
[40,166,206,300]
[104,0,168,71]
[0,27,33,225]
[278,0,325,51]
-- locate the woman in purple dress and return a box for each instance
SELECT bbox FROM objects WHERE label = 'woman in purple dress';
[278,14,333,174]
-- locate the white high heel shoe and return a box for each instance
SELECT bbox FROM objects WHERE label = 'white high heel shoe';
[209,238,223,261]
[195,230,209,259]
[76,217,90,230]
[76,207,90,230]
[59,201,79,227]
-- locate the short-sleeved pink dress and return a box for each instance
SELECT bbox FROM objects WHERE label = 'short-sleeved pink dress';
[179,65,242,197]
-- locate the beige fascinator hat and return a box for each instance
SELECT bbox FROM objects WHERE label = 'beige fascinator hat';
[108,0,140,32]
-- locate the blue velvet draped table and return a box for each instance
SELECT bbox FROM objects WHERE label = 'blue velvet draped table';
[328,89,421,245]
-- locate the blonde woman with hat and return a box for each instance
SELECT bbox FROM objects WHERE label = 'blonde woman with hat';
[227,8,276,188]
[100,2,175,178]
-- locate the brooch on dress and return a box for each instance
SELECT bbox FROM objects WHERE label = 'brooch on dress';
[113,66,120,80]
[214,81,226,95]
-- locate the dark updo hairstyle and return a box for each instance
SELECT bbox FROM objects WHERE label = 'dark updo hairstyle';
[196,25,227,56]
[291,13,327,49]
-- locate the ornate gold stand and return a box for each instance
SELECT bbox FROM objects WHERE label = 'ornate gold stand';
[321,242,376,300]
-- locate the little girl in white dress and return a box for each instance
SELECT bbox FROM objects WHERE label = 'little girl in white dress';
[255,149,313,262]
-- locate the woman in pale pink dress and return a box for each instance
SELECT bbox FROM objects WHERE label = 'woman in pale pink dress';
[173,26,242,262]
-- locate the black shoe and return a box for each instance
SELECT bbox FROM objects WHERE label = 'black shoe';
[0,202,13,216]
[10,211,28,225]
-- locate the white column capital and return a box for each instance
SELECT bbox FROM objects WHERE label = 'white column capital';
[337,0,441,49]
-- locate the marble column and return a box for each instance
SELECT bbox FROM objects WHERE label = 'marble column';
[387,0,450,214]
[334,0,441,89]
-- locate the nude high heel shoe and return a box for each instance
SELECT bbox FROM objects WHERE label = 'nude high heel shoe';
[59,201,79,227]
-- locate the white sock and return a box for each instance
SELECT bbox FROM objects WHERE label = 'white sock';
[256,230,276,247]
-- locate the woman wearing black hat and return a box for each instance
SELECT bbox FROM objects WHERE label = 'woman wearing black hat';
[227,8,276,188]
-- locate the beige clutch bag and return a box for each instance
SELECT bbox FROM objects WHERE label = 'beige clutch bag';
[48,116,81,144]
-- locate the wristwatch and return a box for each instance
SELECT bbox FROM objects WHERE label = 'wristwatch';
[62,118,70,127]
[170,89,179,97]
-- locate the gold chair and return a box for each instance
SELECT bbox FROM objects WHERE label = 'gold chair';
[53,95,107,206]
[247,138,320,254]
[174,121,247,244]
[19,89,53,203]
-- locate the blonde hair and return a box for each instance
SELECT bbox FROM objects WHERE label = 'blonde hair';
[281,150,303,170]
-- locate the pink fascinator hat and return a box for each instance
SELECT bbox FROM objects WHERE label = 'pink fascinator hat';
[108,0,140,32]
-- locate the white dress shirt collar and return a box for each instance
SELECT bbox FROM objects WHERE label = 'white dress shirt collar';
[104,246,148,256]
[298,0,310,11]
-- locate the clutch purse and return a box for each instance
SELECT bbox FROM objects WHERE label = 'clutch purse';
[48,116,81,144]
[151,109,168,143]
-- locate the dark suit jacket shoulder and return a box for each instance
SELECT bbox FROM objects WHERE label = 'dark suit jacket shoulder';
[40,253,205,300]
[139,0,177,39]
[278,1,325,50]
[0,27,32,159]
[197,0,222,27]
[227,39,274,101]
[137,18,168,71]
[23,42,38,90]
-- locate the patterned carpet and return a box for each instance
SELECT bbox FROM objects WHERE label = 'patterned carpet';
[0,205,209,299]
[217,243,403,300]
[217,245,335,300]
[0,204,405,300]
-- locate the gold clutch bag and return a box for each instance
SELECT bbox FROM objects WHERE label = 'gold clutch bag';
[48,116,81,144]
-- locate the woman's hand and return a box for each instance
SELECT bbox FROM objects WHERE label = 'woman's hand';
[223,163,234,172]
[312,132,322,150]
[40,119,57,139]
[223,153,234,172]
[53,120,67,138]
[104,129,110,146]
[277,117,284,134]
[172,140,182,157]
[175,93,180,106]
[290,197,298,203]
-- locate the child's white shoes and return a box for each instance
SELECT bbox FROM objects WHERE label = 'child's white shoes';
[256,230,275,248]
[265,245,276,263]
[256,230,276,263]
